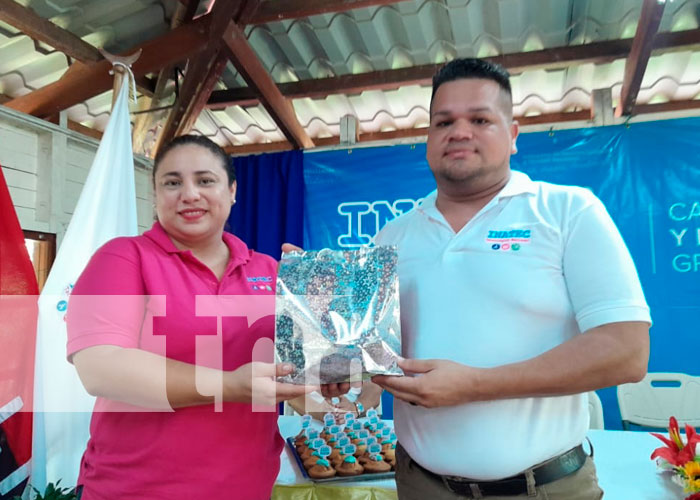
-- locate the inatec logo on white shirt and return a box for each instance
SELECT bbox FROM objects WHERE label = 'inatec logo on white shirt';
[485,229,532,251]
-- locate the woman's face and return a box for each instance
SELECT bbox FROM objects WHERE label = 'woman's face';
[154,144,236,248]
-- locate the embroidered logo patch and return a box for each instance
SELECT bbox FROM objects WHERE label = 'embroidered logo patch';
[486,229,531,251]
[248,276,273,291]
[247,276,273,283]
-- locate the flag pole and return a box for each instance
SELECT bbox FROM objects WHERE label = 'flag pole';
[99,48,142,111]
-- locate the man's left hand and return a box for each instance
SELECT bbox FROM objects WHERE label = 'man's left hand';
[320,382,351,398]
[372,358,478,408]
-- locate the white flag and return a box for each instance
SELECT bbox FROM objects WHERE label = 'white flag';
[31,75,138,491]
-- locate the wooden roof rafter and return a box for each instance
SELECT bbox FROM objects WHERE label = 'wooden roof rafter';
[154,0,315,152]
[0,0,156,96]
[175,0,415,24]
[243,0,415,24]
[155,0,254,152]
[132,0,200,156]
[618,0,667,116]
[634,98,700,114]
[1,92,103,141]
[1,0,319,151]
[221,20,314,149]
[3,14,215,118]
[156,50,230,150]
[2,0,698,156]
[207,28,700,109]
[224,98,700,155]
[223,110,592,155]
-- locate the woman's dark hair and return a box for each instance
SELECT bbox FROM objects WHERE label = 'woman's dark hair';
[153,135,235,186]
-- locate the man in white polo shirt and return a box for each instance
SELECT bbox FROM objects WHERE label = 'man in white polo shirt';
[371,59,651,499]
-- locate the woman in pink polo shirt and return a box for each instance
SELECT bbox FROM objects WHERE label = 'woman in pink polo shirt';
[67,135,314,500]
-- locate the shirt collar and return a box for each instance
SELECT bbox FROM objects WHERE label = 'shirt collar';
[498,170,538,198]
[144,221,252,270]
[418,169,536,217]
[144,221,180,253]
[417,189,440,218]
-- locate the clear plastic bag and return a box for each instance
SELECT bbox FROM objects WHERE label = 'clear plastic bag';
[275,246,403,384]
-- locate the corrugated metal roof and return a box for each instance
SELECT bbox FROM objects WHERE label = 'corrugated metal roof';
[1,0,699,152]
[196,0,700,147]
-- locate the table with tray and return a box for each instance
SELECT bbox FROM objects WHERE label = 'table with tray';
[286,437,395,483]
[274,415,397,500]
[274,415,687,500]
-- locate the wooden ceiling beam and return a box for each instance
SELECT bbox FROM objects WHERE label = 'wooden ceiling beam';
[654,27,700,50]
[208,64,438,108]
[225,97,700,156]
[517,110,591,125]
[157,50,229,148]
[176,53,229,136]
[45,114,104,140]
[225,140,295,155]
[155,0,248,152]
[4,14,213,118]
[66,120,103,140]
[137,77,157,97]
[224,110,592,155]
[618,0,666,116]
[0,0,99,63]
[221,20,314,149]
[208,29,700,108]
[132,0,199,155]
[0,0,156,97]
[245,0,413,25]
[633,99,700,114]
[2,92,103,141]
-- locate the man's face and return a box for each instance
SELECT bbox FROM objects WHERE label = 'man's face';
[426,78,518,190]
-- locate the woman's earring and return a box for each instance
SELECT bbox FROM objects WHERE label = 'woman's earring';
[232,199,236,205]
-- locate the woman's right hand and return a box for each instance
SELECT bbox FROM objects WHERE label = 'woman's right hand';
[225,362,317,406]
[281,243,303,254]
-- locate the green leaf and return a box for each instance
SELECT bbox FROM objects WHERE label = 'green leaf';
[15,480,78,500]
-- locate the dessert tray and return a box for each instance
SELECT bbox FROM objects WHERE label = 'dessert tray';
[287,438,395,483]
[287,411,397,483]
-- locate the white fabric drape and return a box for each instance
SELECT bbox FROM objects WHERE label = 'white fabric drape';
[31,74,138,491]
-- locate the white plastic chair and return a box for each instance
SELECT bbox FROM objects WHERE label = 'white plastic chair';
[617,372,700,430]
[588,391,605,429]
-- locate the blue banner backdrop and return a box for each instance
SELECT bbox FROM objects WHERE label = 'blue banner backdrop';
[303,117,700,428]
[228,150,304,260]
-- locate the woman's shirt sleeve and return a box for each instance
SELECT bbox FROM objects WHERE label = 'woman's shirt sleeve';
[66,237,147,361]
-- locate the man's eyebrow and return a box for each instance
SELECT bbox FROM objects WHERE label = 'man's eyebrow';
[432,107,495,116]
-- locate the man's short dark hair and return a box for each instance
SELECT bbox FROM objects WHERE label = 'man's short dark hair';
[431,58,513,110]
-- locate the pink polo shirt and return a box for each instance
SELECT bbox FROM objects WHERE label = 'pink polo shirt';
[66,222,283,500]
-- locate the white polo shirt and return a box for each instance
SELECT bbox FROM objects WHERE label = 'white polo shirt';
[375,170,650,480]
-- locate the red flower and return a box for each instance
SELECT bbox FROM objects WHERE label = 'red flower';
[650,417,700,467]
[685,493,700,500]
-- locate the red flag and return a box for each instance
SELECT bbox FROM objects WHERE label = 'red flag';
[0,164,38,499]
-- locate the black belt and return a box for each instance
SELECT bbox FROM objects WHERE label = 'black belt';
[412,444,588,497]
